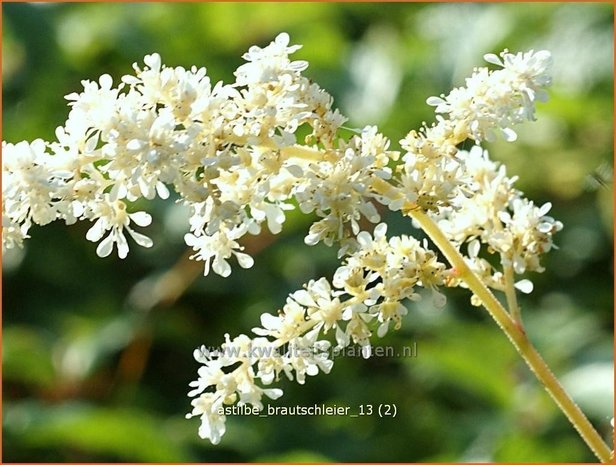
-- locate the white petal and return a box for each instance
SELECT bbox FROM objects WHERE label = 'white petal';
[263,388,283,400]
[128,228,153,248]
[260,313,281,330]
[349,303,367,313]
[483,53,503,66]
[275,32,290,46]
[109,182,126,201]
[377,321,389,338]
[129,211,152,227]
[537,222,553,233]
[502,128,518,142]
[514,279,534,294]
[213,257,231,277]
[202,259,211,276]
[138,176,155,199]
[116,231,129,259]
[236,252,254,269]
[86,218,106,242]
[356,231,372,248]
[144,53,161,70]
[96,233,114,258]
[360,202,380,223]
[251,206,266,222]
[99,74,113,89]
[292,289,316,307]
[156,182,170,200]
[264,203,285,234]
[426,96,445,106]
[305,364,319,376]
[374,223,388,239]
[498,211,511,224]
[304,233,319,246]
[538,202,552,216]
[318,358,334,374]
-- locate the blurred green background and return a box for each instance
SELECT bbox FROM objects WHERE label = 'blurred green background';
[2,2,613,462]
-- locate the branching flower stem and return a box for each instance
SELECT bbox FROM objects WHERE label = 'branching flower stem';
[410,209,612,463]
[275,144,611,461]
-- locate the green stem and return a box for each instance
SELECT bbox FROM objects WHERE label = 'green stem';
[273,144,612,461]
[503,263,522,324]
[410,209,612,463]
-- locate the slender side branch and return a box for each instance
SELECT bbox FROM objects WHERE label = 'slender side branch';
[503,263,522,324]
[410,209,612,463]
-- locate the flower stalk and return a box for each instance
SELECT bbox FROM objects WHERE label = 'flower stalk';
[410,209,612,463]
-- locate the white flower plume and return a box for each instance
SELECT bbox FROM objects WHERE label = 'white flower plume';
[2,33,560,446]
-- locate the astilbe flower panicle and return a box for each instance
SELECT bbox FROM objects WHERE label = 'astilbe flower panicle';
[2,33,560,445]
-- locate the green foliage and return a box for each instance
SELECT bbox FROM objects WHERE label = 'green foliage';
[3,2,613,462]
[6,403,191,462]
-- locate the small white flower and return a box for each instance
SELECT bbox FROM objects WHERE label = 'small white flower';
[85,199,153,259]
[184,224,254,277]
[186,392,226,445]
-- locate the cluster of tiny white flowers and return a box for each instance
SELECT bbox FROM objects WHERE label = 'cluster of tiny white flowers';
[2,33,560,445]
[376,49,554,220]
[3,33,349,272]
[427,49,552,143]
[187,223,448,444]
[296,126,398,251]
[434,145,563,298]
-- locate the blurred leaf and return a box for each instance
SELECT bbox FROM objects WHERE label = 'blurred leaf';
[16,403,192,462]
[3,327,55,388]
[413,323,516,407]
[494,431,586,462]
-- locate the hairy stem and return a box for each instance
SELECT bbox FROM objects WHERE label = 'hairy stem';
[410,209,612,463]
